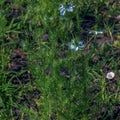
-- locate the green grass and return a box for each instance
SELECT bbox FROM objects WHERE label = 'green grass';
[0,0,120,120]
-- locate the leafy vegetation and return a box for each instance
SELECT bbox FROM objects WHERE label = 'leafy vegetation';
[0,0,120,119]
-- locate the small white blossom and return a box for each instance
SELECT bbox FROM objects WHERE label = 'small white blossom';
[115,15,120,20]
[106,72,115,79]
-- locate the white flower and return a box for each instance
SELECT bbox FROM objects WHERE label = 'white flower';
[106,72,115,79]
[115,15,120,20]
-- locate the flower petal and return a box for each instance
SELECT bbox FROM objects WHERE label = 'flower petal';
[106,72,115,79]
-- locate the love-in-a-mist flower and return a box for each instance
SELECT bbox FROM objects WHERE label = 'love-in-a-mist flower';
[58,3,75,16]
[78,41,84,48]
[106,72,115,79]
[66,3,75,12]
[69,39,78,51]
[89,30,103,35]
[58,4,66,16]
[69,40,84,51]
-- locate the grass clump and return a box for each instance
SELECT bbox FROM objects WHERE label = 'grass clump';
[0,0,120,119]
